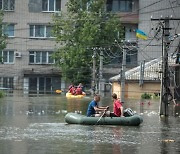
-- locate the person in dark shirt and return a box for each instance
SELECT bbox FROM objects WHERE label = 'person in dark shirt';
[87,94,109,117]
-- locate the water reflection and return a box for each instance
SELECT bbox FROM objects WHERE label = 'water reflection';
[0,95,179,154]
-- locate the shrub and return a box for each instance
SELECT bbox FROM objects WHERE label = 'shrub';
[141,93,152,99]
[0,91,5,98]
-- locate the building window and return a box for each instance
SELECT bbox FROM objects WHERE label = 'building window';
[106,0,132,12]
[29,51,55,64]
[0,50,14,64]
[0,0,15,11]
[126,49,137,66]
[0,77,13,88]
[3,24,15,37]
[42,0,61,12]
[124,26,136,41]
[29,77,52,94]
[119,0,132,12]
[30,25,54,38]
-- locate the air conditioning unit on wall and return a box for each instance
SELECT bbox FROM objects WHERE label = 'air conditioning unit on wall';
[15,52,22,58]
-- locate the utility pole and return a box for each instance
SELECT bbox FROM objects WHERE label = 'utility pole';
[151,17,180,116]
[161,17,170,116]
[99,49,104,95]
[121,45,126,103]
[139,60,145,86]
[92,48,96,95]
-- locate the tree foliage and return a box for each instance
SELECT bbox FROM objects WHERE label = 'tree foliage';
[53,0,123,85]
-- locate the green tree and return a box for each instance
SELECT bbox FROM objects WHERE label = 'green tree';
[53,0,123,85]
[0,11,7,63]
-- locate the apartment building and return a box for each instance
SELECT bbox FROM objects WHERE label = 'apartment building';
[104,0,139,81]
[138,0,180,62]
[0,0,140,94]
[109,0,180,98]
[0,0,68,94]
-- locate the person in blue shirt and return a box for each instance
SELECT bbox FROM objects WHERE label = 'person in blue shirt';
[87,94,109,117]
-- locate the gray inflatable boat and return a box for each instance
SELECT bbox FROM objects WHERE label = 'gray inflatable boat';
[65,113,143,126]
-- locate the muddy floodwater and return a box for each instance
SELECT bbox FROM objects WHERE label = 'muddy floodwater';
[0,93,179,154]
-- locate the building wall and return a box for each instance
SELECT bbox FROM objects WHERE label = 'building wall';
[112,81,160,99]
[0,0,67,92]
[112,81,128,99]
[175,66,180,100]
[126,82,160,98]
[138,0,180,64]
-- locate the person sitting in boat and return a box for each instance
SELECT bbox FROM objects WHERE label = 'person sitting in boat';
[108,93,123,117]
[75,85,83,95]
[86,94,109,117]
[68,84,76,95]
[78,83,84,91]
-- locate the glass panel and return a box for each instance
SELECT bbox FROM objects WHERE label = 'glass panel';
[42,52,47,63]
[36,52,41,63]
[29,77,37,94]
[0,0,2,9]
[126,49,137,66]
[3,77,8,88]
[3,0,9,10]
[9,77,13,88]
[3,0,14,10]
[3,51,8,62]
[48,51,54,63]
[29,51,34,63]
[8,24,14,36]
[9,51,14,63]
[119,0,132,12]
[46,78,51,93]
[49,0,55,11]
[39,77,45,94]
[42,0,48,11]
[30,25,34,37]
[4,24,14,37]
[119,1,126,12]
[10,0,14,10]
[0,51,2,63]
[127,0,132,12]
[106,0,112,12]
[0,77,1,87]
[46,26,52,37]
[56,0,61,11]
[35,25,45,37]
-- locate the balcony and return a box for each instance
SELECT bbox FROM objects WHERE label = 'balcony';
[106,0,139,24]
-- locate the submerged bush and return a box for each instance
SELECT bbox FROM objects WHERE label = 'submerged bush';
[141,93,152,99]
[0,91,5,98]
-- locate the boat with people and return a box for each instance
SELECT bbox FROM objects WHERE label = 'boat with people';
[66,83,86,98]
[66,92,86,98]
[65,112,143,126]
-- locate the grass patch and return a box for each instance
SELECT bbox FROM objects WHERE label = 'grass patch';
[0,90,5,98]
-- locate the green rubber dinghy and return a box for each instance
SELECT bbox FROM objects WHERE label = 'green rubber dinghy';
[65,113,143,126]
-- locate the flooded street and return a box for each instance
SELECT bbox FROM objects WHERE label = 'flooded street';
[0,93,179,154]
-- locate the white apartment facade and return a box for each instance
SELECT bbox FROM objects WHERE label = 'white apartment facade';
[0,0,67,94]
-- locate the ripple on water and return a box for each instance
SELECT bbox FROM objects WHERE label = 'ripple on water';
[0,123,140,145]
